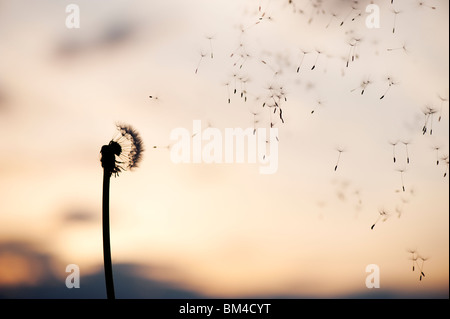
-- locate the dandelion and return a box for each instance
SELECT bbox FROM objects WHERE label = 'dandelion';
[100,123,144,299]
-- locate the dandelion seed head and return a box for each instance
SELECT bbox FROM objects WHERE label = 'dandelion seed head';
[100,123,145,177]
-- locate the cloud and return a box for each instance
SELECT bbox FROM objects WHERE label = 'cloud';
[0,240,204,299]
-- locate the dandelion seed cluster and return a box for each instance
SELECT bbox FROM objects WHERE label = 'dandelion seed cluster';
[101,123,144,177]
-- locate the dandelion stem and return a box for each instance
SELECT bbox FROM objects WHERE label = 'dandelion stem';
[102,168,115,299]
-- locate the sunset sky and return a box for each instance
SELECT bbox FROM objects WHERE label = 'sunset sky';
[0,0,448,298]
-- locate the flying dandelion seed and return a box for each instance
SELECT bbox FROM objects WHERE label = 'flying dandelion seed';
[422,106,434,135]
[326,12,338,28]
[417,1,437,10]
[311,49,322,70]
[441,155,449,177]
[407,248,417,271]
[397,168,407,192]
[387,42,409,55]
[296,49,310,73]
[433,146,441,166]
[389,140,398,163]
[250,110,260,135]
[340,6,358,27]
[206,34,215,59]
[391,9,402,34]
[223,82,231,104]
[346,37,362,68]
[148,95,160,102]
[195,51,207,74]
[371,209,390,230]
[402,141,411,164]
[437,94,448,122]
[380,76,398,100]
[416,255,429,281]
[334,148,345,171]
[100,123,144,299]
[351,78,371,95]
[428,108,438,135]
[311,99,325,114]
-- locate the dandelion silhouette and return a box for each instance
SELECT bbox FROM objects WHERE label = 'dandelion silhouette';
[100,123,144,299]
